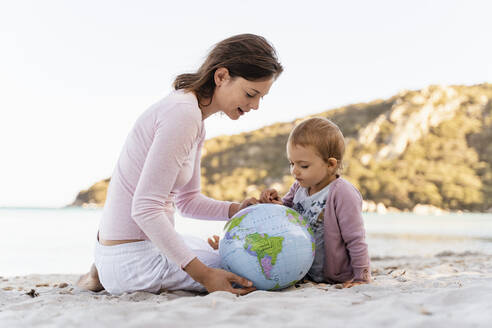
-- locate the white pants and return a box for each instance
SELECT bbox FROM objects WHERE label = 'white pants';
[94,235,221,295]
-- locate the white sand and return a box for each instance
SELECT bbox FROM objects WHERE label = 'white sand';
[1,252,491,327]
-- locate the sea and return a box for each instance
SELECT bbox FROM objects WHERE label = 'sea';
[1,207,491,277]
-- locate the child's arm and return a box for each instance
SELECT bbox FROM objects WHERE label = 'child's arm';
[278,181,301,208]
[335,185,371,284]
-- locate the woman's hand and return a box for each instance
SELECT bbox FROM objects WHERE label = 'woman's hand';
[229,197,259,217]
[184,258,255,295]
[260,189,283,204]
[238,197,259,210]
[202,268,256,295]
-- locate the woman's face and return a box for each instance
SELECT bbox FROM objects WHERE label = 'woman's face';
[213,68,275,120]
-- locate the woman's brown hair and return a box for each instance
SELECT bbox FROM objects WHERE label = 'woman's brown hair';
[173,34,283,107]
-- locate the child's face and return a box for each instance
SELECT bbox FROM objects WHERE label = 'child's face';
[287,142,337,194]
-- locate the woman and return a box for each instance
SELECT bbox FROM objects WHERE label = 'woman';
[77,34,283,296]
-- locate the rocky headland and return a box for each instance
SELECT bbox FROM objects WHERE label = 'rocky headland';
[71,84,492,213]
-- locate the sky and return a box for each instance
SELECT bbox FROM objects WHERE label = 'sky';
[0,0,491,208]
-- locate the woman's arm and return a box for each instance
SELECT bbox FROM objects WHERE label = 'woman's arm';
[174,132,233,221]
[131,105,257,294]
[131,104,204,269]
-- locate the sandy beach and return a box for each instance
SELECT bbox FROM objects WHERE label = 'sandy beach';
[2,251,491,327]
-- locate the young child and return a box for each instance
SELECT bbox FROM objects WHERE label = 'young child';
[209,117,370,287]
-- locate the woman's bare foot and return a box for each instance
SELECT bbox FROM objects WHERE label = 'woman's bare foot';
[76,263,104,292]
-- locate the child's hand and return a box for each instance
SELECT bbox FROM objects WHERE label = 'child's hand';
[208,235,220,250]
[260,189,283,204]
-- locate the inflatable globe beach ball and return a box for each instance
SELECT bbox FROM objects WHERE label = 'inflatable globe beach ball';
[219,204,315,291]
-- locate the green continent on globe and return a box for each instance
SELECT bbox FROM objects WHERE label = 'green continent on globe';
[243,233,284,279]
[224,213,246,233]
[286,208,314,236]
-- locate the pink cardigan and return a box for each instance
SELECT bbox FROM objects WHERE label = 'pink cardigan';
[282,178,371,283]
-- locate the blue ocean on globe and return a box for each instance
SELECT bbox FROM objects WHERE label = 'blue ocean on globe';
[219,203,315,290]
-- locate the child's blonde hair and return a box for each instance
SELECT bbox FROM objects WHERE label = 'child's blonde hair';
[287,117,345,172]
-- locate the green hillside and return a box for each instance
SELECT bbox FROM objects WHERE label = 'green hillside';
[72,84,492,212]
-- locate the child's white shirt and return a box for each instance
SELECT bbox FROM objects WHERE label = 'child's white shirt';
[292,184,331,282]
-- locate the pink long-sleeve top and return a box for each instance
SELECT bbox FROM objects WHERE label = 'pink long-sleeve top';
[98,90,233,269]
